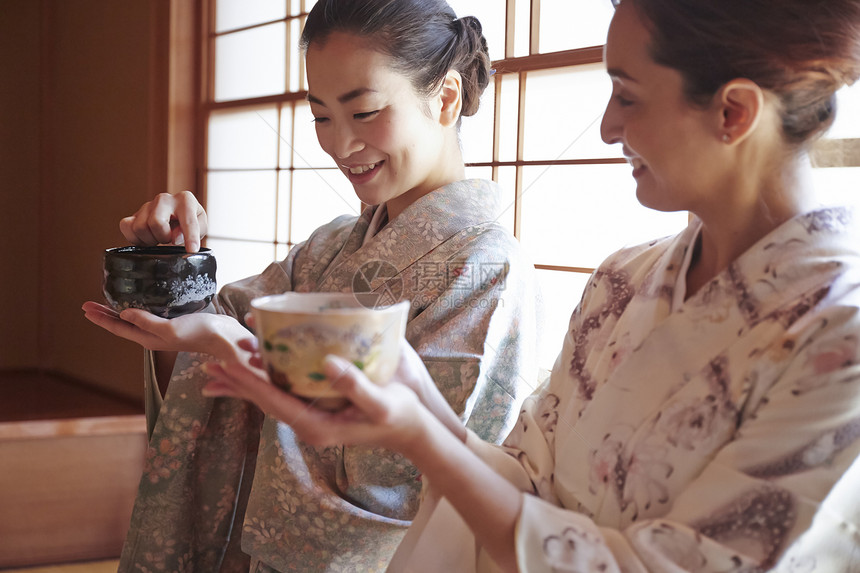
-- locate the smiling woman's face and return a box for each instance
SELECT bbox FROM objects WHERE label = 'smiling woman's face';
[306,32,456,213]
[599,2,724,214]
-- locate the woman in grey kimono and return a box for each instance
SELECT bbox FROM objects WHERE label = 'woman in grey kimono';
[204,0,860,571]
[83,1,540,571]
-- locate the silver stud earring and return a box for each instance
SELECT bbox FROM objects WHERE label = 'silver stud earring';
[722,133,731,143]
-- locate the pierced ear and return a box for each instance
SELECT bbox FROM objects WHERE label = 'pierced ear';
[718,79,764,145]
[438,70,463,128]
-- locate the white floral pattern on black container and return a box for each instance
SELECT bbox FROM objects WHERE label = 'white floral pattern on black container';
[103,245,217,318]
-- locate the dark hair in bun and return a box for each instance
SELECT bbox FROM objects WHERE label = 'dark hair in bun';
[301,0,492,119]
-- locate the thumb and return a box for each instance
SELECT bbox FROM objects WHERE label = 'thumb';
[323,355,387,419]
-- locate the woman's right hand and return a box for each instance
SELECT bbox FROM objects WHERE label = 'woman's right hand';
[217,339,468,443]
[202,352,436,453]
[82,301,249,363]
[119,191,208,253]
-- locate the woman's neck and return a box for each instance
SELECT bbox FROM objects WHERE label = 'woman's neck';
[685,152,817,299]
[384,134,465,221]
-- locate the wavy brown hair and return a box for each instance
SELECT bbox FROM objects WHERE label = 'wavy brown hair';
[614,0,860,145]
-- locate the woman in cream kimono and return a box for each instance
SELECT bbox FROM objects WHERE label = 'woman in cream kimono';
[83,1,539,571]
[203,0,860,571]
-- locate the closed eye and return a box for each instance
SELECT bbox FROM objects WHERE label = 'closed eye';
[354,110,380,121]
[312,116,329,124]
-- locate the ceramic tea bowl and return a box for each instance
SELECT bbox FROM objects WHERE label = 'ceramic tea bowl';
[250,292,409,410]
[103,246,217,319]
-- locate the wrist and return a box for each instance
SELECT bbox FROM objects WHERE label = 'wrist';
[395,405,459,470]
[201,324,234,362]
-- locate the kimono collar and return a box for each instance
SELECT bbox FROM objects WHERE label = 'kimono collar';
[316,179,507,292]
[362,203,389,245]
[685,206,858,326]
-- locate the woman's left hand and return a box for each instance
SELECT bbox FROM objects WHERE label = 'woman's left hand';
[82,301,250,363]
[201,352,429,452]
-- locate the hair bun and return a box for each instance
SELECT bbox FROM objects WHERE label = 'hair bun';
[301,0,493,121]
[451,15,491,117]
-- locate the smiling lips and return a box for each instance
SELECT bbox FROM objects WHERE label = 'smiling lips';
[343,161,383,184]
[626,155,646,177]
[348,162,379,174]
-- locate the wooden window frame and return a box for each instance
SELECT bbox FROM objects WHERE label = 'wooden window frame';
[193,1,623,276]
[188,0,859,277]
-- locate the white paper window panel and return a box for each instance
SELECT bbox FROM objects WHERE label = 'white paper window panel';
[460,87,496,165]
[215,0,287,33]
[209,107,279,169]
[207,170,278,242]
[513,0,530,57]
[812,167,860,210]
[498,75,520,163]
[277,105,295,168]
[534,268,591,371]
[524,65,619,161]
[289,18,302,93]
[495,166,517,236]
[215,23,286,102]
[829,82,860,140]
[446,0,506,62]
[289,103,337,169]
[519,164,689,268]
[539,0,615,53]
[205,237,279,288]
[287,169,362,244]
[464,165,492,182]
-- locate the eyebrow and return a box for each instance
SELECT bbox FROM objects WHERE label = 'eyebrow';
[306,87,378,107]
[606,68,638,82]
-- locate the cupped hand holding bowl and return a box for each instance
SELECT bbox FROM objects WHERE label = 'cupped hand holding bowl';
[201,341,438,450]
[84,244,248,363]
[82,302,251,363]
[248,293,410,411]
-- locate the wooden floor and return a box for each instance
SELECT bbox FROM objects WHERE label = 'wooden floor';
[0,370,142,422]
[1,559,119,572]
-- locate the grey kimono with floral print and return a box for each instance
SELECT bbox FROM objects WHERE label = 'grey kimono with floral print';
[391,206,860,572]
[117,179,541,573]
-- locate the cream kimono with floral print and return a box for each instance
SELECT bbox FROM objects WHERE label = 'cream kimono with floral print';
[118,179,541,573]
[391,207,860,573]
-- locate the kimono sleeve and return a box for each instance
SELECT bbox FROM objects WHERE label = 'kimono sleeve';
[340,229,541,520]
[213,252,297,323]
[411,229,542,444]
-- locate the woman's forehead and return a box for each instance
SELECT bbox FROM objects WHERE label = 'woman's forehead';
[306,34,408,101]
[604,2,652,76]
